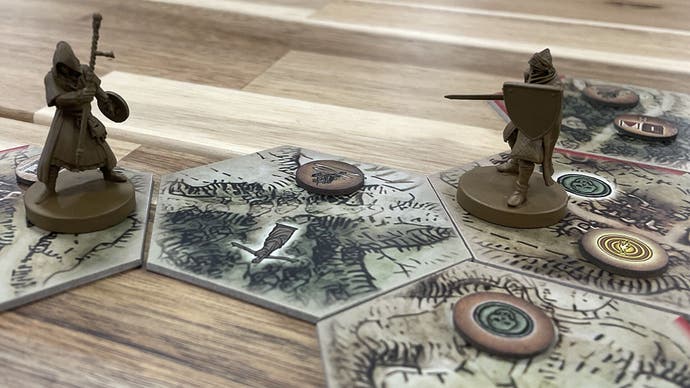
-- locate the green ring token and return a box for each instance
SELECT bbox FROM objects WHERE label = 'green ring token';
[557,173,613,199]
[453,292,556,358]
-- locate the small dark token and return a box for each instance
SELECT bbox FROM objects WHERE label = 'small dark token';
[580,228,668,277]
[295,160,364,196]
[557,173,612,198]
[582,85,639,108]
[614,114,678,141]
[453,292,556,358]
[15,155,41,185]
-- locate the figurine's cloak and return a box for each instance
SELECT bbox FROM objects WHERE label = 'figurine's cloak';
[502,49,562,186]
[38,42,116,182]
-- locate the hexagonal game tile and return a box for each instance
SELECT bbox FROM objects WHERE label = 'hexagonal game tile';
[429,150,690,314]
[147,146,472,322]
[0,146,153,311]
[318,261,690,387]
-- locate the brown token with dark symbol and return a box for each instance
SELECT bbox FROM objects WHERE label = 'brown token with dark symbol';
[614,114,678,141]
[580,228,668,277]
[453,292,556,358]
[295,160,364,196]
[15,155,41,185]
[582,85,639,108]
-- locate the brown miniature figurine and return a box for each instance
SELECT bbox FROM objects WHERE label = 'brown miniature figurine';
[445,49,568,228]
[24,14,134,233]
[36,41,126,202]
[496,49,562,207]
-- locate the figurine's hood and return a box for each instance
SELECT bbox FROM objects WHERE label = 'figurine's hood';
[52,41,82,74]
[527,48,556,84]
[529,48,553,69]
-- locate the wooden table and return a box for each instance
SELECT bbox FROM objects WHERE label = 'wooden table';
[1,1,688,386]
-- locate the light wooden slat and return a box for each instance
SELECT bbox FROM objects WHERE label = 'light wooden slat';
[0,118,138,160]
[311,1,690,73]
[137,0,690,93]
[5,270,324,387]
[0,0,289,119]
[34,71,508,173]
[146,0,690,74]
[0,311,237,387]
[149,0,328,19]
[257,0,329,8]
[244,51,507,129]
[2,0,687,125]
[364,0,690,31]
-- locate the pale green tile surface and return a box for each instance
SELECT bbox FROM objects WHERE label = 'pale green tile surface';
[429,151,690,314]
[318,261,690,387]
[0,146,153,310]
[147,146,472,322]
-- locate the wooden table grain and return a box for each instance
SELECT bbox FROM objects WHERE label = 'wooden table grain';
[0,0,688,386]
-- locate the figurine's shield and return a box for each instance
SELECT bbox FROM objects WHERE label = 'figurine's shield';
[98,91,129,123]
[502,81,562,140]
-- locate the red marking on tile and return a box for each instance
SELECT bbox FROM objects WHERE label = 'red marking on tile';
[555,148,685,175]
[674,316,690,339]
[0,145,29,154]
[493,99,507,114]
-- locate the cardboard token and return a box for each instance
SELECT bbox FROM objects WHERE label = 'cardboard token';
[614,115,678,141]
[556,172,613,199]
[15,155,41,185]
[453,292,556,358]
[582,85,639,108]
[580,228,668,277]
[295,160,364,196]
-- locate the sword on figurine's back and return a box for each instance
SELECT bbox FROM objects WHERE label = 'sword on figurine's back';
[76,13,115,165]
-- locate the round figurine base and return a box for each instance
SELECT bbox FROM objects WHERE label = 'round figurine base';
[456,166,568,228]
[24,170,135,234]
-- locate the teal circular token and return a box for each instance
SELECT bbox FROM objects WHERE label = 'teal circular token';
[453,292,556,358]
[557,173,612,198]
[473,301,534,338]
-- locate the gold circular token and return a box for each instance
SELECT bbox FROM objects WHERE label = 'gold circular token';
[597,234,652,261]
[453,292,556,358]
[580,228,668,277]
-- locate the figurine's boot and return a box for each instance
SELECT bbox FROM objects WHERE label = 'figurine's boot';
[496,159,519,174]
[34,166,59,204]
[101,167,127,182]
[506,161,534,207]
